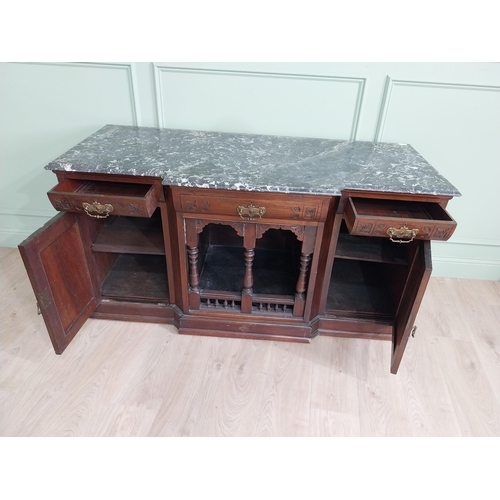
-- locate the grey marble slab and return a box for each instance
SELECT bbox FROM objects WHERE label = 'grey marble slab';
[45,124,461,197]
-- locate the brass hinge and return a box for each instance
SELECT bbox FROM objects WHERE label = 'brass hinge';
[36,290,51,312]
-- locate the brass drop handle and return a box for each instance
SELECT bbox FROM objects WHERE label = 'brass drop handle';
[82,200,114,218]
[387,223,419,243]
[237,201,266,220]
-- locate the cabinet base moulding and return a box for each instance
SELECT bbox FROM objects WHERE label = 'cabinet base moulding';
[317,316,393,341]
[92,300,180,325]
[179,315,312,342]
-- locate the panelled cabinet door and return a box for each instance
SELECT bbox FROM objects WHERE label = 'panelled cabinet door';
[18,212,99,354]
[391,240,432,374]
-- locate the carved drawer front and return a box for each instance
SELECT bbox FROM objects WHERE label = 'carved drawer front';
[344,197,457,242]
[48,179,158,218]
[178,190,328,222]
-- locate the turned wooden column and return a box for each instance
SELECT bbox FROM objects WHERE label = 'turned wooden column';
[185,218,201,309]
[293,225,317,317]
[241,223,256,314]
[293,252,311,316]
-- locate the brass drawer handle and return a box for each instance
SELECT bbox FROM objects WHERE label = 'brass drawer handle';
[387,223,419,243]
[237,202,266,220]
[82,200,114,218]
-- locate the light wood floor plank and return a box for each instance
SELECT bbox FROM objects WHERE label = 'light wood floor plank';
[39,321,172,437]
[147,336,231,436]
[433,336,500,437]
[1,247,500,437]
[195,338,272,437]
[355,339,413,436]
[397,325,462,436]
[1,319,127,436]
[448,279,500,405]
[309,337,361,436]
[254,341,314,436]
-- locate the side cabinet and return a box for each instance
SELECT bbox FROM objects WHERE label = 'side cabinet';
[19,172,178,354]
[317,191,455,373]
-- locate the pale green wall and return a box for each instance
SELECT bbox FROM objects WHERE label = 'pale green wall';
[1,62,499,279]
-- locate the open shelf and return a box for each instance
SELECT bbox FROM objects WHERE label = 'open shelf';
[335,221,408,265]
[197,225,300,297]
[92,210,165,255]
[101,253,169,302]
[198,244,300,296]
[253,228,300,296]
[252,247,299,296]
[199,245,245,293]
[326,259,396,320]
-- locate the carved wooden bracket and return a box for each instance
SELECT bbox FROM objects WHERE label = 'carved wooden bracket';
[195,219,245,237]
[255,223,305,241]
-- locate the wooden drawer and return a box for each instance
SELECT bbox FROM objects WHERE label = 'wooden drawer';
[175,188,329,222]
[48,179,158,218]
[344,197,457,241]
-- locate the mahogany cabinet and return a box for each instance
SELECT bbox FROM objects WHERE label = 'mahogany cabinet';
[18,126,459,374]
[19,171,457,374]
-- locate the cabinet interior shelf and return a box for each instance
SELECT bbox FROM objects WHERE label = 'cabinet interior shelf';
[335,223,409,265]
[92,211,165,255]
[326,259,397,320]
[101,253,169,303]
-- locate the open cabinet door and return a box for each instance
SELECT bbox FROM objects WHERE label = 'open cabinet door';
[391,240,432,374]
[18,212,99,354]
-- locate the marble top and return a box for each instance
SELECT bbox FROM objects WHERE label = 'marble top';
[45,124,461,197]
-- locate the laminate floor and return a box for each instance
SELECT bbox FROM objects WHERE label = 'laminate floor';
[1,246,499,437]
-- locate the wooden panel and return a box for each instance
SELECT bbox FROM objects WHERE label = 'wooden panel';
[391,240,432,374]
[344,197,456,241]
[48,179,158,218]
[93,300,177,324]
[179,315,311,341]
[172,187,329,222]
[317,315,393,340]
[17,213,98,354]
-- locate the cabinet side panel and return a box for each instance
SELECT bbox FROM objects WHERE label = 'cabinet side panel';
[38,223,94,330]
[310,197,341,317]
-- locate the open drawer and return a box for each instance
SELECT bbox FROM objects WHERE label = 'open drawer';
[344,197,457,242]
[47,179,158,218]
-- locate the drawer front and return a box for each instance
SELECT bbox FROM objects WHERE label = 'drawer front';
[48,179,158,218]
[178,191,329,222]
[344,197,457,242]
